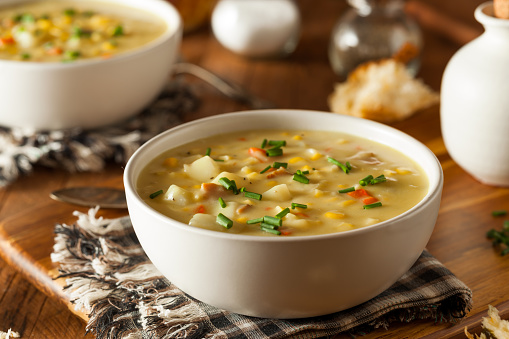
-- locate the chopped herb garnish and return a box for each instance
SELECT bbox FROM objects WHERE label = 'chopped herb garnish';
[261,226,281,235]
[247,217,264,224]
[291,203,307,209]
[492,210,507,217]
[261,138,267,148]
[267,147,283,157]
[217,213,233,229]
[218,197,226,208]
[21,14,35,23]
[263,216,282,227]
[205,147,211,156]
[63,50,81,61]
[275,208,290,218]
[268,140,286,147]
[359,175,374,186]
[370,174,387,185]
[327,157,350,174]
[218,177,238,194]
[149,190,163,199]
[112,25,124,37]
[273,162,288,169]
[260,165,271,174]
[260,222,279,230]
[64,8,76,16]
[244,190,262,200]
[293,173,309,184]
[363,202,382,209]
[21,53,31,60]
[338,187,355,193]
[346,161,352,171]
[218,177,234,190]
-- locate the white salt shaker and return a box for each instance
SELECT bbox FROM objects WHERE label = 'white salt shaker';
[211,0,301,58]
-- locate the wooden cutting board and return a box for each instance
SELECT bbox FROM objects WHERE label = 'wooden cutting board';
[0,170,127,322]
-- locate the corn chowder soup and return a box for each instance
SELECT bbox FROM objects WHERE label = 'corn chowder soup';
[137,130,428,237]
[0,1,166,62]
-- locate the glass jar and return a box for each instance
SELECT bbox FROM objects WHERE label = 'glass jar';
[329,0,422,78]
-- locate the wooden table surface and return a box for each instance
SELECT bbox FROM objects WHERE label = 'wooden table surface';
[1,0,502,338]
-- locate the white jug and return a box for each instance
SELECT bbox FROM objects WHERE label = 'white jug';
[441,1,509,186]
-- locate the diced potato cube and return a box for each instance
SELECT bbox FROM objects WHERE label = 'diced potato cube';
[184,156,221,182]
[164,184,193,205]
[188,213,216,229]
[263,184,292,201]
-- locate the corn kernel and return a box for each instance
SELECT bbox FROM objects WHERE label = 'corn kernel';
[36,19,52,30]
[336,139,348,144]
[192,184,201,189]
[324,211,345,219]
[102,41,117,51]
[301,165,312,172]
[310,152,322,160]
[340,200,356,207]
[337,184,346,188]
[163,157,178,167]
[289,156,304,164]
[237,217,248,223]
[266,180,278,187]
[292,134,302,140]
[314,189,324,198]
[242,167,255,174]
[396,168,412,175]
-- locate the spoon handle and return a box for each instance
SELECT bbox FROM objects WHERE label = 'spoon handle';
[50,187,127,209]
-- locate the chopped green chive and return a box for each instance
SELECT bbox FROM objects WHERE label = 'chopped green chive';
[205,147,211,156]
[112,25,124,37]
[149,190,163,199]
[363,202,382,209]
[346,161,352,171]
[359,175,374,186]
[218,197,226,208]
[327,157,350,174]
[268,140,286,147]
[260,165,271,174]
[244,191,262,200]
[492,210,507,217]
[219,177,233,190]
[247,217,264,224]
[263,216,282,227]
[267,147,283,157]
[64,8,76,16]
[291,203,307,209]
[293,173,309,184]
[261,226,281,235]
[21,53,31,60]
[276,208,290,218]
[261,138,267,148]
[370,174,386,185]
[273,162,288,169]
[338,187,355,193]
[217,213,233,229]
[260,222,279,230]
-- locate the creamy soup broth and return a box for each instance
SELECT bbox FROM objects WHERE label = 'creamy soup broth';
[137,130,429,237]
[0,0,166,62]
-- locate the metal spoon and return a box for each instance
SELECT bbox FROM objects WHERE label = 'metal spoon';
[50,187,127,209]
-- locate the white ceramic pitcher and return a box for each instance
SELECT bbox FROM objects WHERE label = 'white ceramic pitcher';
[441,1,509,186]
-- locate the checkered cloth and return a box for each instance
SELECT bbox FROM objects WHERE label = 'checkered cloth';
[52,207,472,339]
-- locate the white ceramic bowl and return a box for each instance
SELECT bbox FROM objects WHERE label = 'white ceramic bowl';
[124,110,443,319]
[0,0,182,131]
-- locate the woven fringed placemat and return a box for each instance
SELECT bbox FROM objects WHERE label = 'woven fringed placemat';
[0,79,199,188]
[52,207,473,339]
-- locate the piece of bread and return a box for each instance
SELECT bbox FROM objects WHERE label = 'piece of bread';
[328,59,439,123]
[465,305,509,339]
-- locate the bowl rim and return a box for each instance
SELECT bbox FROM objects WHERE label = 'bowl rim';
[124,109,443,243]
[0,0,182,69]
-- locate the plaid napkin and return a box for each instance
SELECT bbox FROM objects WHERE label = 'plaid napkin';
[52,207,472,339]
[0,79,198,188]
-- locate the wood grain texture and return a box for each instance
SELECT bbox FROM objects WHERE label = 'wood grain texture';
[0,0,501,338]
